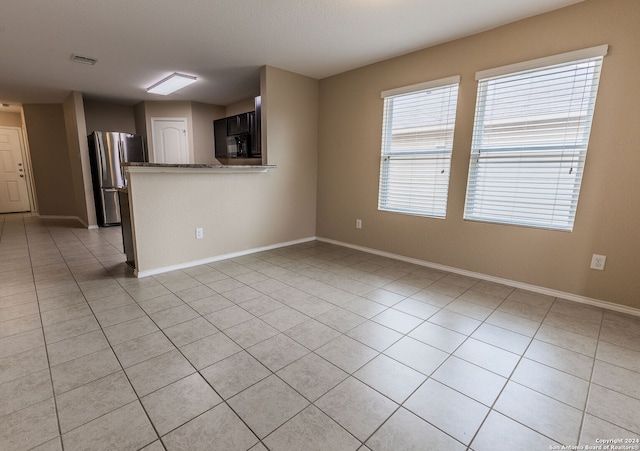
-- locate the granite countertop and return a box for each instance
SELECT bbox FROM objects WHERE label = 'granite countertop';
[121,162,276,174]
[122,162,274,169]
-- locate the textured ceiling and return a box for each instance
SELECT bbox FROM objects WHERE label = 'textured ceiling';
[0,0,584,107]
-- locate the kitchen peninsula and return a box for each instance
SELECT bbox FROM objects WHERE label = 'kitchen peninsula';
[120,162,289,277]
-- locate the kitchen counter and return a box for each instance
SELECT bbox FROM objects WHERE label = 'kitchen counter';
[122,162,276,174]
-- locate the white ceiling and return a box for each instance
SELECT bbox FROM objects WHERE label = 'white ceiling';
[0,0,584,108]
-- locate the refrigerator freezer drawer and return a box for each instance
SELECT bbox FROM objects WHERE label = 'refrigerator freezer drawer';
[101,188,121,225]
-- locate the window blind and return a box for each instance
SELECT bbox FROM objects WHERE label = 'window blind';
[464,47,606,231]
[378,76,460,218]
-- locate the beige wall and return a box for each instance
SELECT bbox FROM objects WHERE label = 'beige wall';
[128,66,318,274]
[83,100,137,134]
[316,0,640,308]
[22,104,77,217]
[192,101,225,164]
[0,111,22,128]
[63,92,96,227]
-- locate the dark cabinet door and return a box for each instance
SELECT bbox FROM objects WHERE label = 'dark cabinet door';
[227,113,251,135]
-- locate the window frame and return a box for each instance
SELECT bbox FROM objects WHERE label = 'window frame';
[463,45,607,231]
[378,75,460,219]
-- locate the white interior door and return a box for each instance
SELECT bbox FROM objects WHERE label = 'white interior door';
[0,127,30,213]
[151,118,189,164]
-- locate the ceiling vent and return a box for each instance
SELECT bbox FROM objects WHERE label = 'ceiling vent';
[70,54,98,65]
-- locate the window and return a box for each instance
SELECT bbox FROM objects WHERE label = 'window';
[378,76,460,218]
[464,45,607,231]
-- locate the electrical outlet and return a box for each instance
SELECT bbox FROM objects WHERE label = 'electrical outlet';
[355,219,362,229]
[590,254,606,270]
[195,228,204,239]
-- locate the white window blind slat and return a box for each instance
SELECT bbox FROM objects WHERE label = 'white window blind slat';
[464,52,604,231]
[379,79,459,218]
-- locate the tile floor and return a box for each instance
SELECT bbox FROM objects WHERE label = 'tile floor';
[1,213,640,451]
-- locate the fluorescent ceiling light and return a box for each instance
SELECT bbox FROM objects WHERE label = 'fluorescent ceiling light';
[147,73,197,95]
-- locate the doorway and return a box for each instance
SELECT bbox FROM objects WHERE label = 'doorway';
[150,118,189,164]
[0,126,32,213]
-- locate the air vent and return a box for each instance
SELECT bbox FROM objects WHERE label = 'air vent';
[70,54,98,65]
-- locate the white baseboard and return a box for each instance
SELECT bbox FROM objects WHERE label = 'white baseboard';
[317,237,640,318]
[135,236,317,278]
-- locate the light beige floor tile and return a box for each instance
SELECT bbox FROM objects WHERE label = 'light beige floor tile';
[453,338,519,377]
[525,339,594,379]
[367,407,466,451]
[0,345,49,384]
[596,341,640,374]
[410,289,455,308]
[370,308,422,334]
[51,348,121,395]
[247,333,309,372]
[162,316,218,347]
[225,317,280,348]
[94,303,146,327]
[179,332,241,370]
[600,312,640,353]
[315,377,397,441]
[141,373,222,435]
[471,322,531,355]
[383,336,448,376]
[586,384,640,434]
[354,354,426,403]
[405,378,489,445]
[204,305,254,330]
[315,307,367,333]
[201,351,271,400]
[229,374,309,439]
[43,314,100,344]
[535,324,598,356]
[0,398,59,451]
[363,288,406,307]
[150,304,199,329]
[56,370,137,433]
[0,313,41,339]
[432,356,506,406]
[485,310,541,337]
[88,292,136,313]
[284,319,342,350]
[137,293,185,315]
[259,305,308,331]
[0,369,52,417]
[428,309,481,335]
[346,320,403,352]
[495,381,583,444]
[316,335,378,373]
[409,321,466,353]
[125,349,195,397]
[62,401,157,451]
[264,405,360,451]
[37,292,86,313]
[512,358,589,409]
[579,414,640,446]
[112,331,176,368]
[391,298,439,320]
[103,315,159,346]
[162,403,258,451]
[241,295,284,317]
[187,293,234,315]
[277,352,348,401]
[0,327,44,358]
[542,310,601,339]
[471,410,559,451]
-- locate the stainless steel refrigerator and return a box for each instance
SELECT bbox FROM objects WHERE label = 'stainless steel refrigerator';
[88,131,146,226]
